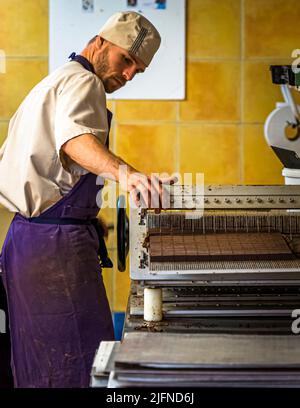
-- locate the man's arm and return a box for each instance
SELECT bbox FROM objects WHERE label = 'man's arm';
[62,133,126,181]
[61,133,168,207]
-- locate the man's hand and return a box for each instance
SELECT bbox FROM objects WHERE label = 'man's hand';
[119,166,177,210]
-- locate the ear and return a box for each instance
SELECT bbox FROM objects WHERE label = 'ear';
[97,36,107,49]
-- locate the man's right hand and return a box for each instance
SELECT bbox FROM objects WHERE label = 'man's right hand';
[119,165,177,210]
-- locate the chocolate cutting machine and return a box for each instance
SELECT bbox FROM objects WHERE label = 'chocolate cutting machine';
[117,185,300,334]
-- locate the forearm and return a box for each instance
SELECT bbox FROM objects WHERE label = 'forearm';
[61,133,133,181]
[61,133,174,208]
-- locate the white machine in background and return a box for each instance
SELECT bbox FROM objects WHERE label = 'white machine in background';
[265,65,300,184]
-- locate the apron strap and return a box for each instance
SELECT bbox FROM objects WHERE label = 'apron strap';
[68,52,95,74]
[91,219,113,268]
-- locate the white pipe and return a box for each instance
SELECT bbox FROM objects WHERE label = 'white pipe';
[144,288,162,322]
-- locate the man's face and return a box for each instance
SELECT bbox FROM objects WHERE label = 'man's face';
[94,39,147,93]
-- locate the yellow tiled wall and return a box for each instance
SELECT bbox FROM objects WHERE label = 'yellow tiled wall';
[1,0,300,312]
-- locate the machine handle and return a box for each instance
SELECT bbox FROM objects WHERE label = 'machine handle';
[117,195,129,272]
[281,84,300,123]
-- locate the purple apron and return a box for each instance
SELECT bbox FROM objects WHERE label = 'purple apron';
[0,55,114,388]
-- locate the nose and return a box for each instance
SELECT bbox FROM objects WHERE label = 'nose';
[122,66,137,81]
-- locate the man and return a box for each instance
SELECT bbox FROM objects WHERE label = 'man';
[0,11,166,388]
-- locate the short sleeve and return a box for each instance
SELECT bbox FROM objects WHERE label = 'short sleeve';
[54,71,108,156]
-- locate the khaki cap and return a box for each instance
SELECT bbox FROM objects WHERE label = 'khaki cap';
[99,11,161,66]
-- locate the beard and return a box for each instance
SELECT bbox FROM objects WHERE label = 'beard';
[95,48,124,93]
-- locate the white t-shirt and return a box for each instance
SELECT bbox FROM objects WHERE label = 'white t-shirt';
[0,61,109,217]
